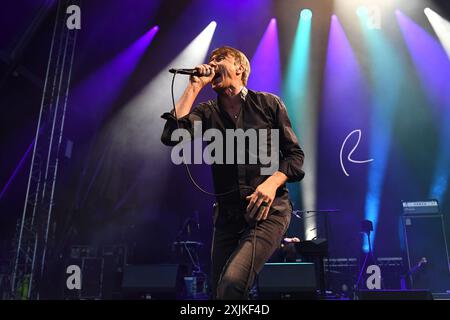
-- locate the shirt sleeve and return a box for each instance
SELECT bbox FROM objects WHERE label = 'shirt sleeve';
[160,104,206,146]
[273,96,305,183]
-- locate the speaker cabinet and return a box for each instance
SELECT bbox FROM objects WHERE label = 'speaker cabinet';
[357,289,433,300]
[403,214,450,293]
[81,258,104,299]
[258,262,317,299]
[63,257,103,300]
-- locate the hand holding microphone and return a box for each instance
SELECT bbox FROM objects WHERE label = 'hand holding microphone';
[169,64,216,89]
[191,64,216,88]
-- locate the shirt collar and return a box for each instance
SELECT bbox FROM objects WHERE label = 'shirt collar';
[239,86,248,101]
[215,86,248,106]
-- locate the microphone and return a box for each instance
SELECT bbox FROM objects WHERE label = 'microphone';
[169,68,212,77]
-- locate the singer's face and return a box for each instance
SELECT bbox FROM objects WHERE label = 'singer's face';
[208,54,243,92]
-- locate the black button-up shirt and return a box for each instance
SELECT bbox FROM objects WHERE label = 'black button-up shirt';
[161,88,305,213]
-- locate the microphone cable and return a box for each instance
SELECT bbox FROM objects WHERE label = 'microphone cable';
[244,224,258,299]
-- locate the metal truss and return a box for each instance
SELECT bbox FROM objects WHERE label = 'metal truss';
[11,0,80,299]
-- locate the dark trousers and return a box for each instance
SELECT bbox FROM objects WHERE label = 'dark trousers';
[210,202,291,300]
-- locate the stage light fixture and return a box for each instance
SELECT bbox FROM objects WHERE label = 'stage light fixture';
[301,9,312,20]
[357,6,368,17]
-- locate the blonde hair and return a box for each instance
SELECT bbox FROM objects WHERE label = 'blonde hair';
[209,46,251,86]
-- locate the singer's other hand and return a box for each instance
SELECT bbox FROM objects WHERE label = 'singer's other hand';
[190,64,215,89]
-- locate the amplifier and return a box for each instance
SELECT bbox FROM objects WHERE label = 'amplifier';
[402,200,439,215]
[402,211,450,293]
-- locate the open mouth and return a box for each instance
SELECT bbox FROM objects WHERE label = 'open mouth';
[212,71,222,84]
[212,65,225,85]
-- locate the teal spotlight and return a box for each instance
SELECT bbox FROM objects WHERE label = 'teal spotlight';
[357,6,368,17]
[301,9,312,20]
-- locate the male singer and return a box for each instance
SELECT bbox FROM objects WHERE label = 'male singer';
[161,46,305,299]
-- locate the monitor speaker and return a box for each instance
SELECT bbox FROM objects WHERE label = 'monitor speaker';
[258,262,317,299]
[357,289,433,300]
[121,264,186,299]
